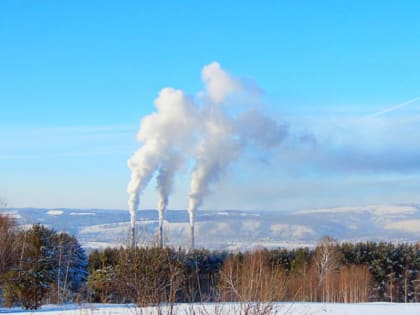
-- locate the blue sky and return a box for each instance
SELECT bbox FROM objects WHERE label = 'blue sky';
[1,1,420,211]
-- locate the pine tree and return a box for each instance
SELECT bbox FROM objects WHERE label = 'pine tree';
[54,232,88,303]
[3,225,57,309]
[2,224,87,309]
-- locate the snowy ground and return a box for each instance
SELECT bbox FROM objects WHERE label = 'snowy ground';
[3,302,420,315]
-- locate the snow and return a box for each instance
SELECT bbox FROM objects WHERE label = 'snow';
[242,220,261,231]
[80,241,122,249]
[79,222,129,234]
[0,211,22,219]
[70,212,97,216]
[47,210,64,216]
[270,224,315,239]
[372,205,416,215]
[295,206,368,214]
[384,219,420,233]
[295,204,416,216]
[3,302,420,315]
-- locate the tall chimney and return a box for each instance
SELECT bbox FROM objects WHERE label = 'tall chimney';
[190,223,195,250]
[159,221,164,248]
[131,225,135,249]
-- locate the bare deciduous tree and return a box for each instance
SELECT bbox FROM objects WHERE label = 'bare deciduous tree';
[219,250,286,315]
[313,236,340,302]
[0,200,20,285]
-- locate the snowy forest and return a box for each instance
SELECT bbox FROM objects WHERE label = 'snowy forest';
[2,214,420,310]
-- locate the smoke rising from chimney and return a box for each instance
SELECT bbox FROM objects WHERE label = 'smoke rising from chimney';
[127,88,198,245]
[128,62,289,248]
[156,153,182,247]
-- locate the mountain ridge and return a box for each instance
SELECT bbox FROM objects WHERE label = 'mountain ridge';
[2,204,420,251]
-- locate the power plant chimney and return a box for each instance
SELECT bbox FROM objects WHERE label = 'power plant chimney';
[190,222,195,250]
[158,221,164,248]
[131,225,135,249]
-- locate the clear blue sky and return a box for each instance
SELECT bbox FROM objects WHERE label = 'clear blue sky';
[1,0,420,211]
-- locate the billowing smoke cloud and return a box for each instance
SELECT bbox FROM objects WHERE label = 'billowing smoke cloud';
[128,62,290,248]
[187,63,288,248]
[201,62,241,103]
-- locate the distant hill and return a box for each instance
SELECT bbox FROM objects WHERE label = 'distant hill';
[2,204,420,252]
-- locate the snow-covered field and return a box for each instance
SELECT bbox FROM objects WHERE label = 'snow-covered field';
[3,302,420,315]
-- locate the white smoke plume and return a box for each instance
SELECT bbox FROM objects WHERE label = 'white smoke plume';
[187,62,288,248]
[156,152,182,247]
[188,109,241,237]
[187,64,242,248]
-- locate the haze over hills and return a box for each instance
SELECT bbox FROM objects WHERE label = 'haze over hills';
[2,204,420,252]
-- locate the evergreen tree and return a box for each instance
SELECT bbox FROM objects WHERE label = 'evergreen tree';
[4,225,57,309]
[54,232,88,302]
[2,224,87,309]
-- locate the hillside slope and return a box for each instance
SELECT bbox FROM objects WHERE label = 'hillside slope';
[2,204,420,251]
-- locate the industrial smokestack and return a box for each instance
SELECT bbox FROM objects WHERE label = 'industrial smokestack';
[157,198,166,248]
[156,155,181,249]
[188,208,195,250]
[158,221,164,248]
[131,225,135,249]
[129,206,137,249]
[190,222,195,250]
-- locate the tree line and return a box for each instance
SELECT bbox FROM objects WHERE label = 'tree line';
[2,213,420,309]
[86,238,420,305]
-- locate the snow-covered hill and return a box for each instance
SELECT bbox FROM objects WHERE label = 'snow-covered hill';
[2,204,420,251]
